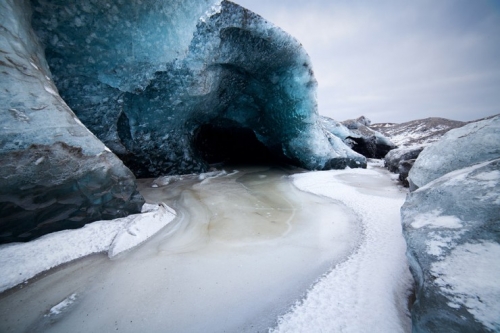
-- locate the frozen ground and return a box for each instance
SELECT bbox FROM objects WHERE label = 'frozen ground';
[0,204,176,293]
[273,160,413,332]
[0,162,412,332]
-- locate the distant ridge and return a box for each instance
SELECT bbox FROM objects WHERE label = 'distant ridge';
[371,117,466,147]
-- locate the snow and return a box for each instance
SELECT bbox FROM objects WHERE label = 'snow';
[272,162,413,332]
[108,203,176,258]
[410,210,463,229]
[431,241,500,331]
[46,293,78,317]
[0,204,175,293]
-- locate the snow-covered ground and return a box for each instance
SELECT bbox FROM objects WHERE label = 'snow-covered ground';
[0,203,176,293]
[273,160,413,332]
[0,162,413,332]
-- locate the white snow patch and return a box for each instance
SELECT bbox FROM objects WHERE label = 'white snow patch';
[272,167,412,332]
[45,293,77,317]
[425,231,465,258]
[200,0,223,22]
[411,210,463,229]
[43,85,57,96]
[471,170,500,181]
[109,203,176,258]
[431,241,500,331]
[0,204,175,292]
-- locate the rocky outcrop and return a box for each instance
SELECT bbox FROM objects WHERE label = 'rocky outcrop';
[371,117,466,148]
[384,146,424,187]
[401,116,500,332]
[0,0,144,244]
[320,116,396,159]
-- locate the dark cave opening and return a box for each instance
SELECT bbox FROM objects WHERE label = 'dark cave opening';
[193,121,281,167]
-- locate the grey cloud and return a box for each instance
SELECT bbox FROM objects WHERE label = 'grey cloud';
[234,0,500,123]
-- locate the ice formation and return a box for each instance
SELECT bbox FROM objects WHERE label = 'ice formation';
[30,0,367,177]
[0,0,144,244]
[402,116,500,332]
[320,116,396,159]
[408,115,500,190]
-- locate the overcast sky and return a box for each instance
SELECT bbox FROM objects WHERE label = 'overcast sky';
[233,0,500,123]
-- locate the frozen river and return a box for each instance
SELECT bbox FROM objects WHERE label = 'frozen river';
[0,166,364,332]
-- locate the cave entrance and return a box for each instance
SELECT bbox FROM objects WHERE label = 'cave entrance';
[193,121,278,167]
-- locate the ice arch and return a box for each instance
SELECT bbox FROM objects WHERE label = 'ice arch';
[31,0,366,177]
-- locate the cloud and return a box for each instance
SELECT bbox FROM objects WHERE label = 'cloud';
[234,0,500,123]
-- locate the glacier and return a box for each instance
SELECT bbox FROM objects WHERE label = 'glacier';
[408,115,500,190]
[0,0,144,244]
[0,0,372,243]
[401,116,500,332]
[29,0,367,177]
[320,115,396,159]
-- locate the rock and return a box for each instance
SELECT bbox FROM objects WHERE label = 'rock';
[320,116,395,159]
[385,146,424,173]
[0,0,144,244]
[398,159,416,187]
[384,146,424,187]
[371,117,467,148]
[30,0,366,176]
[408,115,500,191]
[401,158,500,332]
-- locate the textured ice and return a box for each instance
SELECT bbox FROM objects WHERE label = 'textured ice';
[408,115,500,190]
[320,116,395,159]
[30,0,366,176]
[431,242,500,332]
[402,158,500,332]
[0,0,143,244]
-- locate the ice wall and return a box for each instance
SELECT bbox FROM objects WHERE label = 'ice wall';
[0,0,144,244]
[408,115,500,190]
[402,116,500,331]
[320,116,395,159]
[30,0,366,176]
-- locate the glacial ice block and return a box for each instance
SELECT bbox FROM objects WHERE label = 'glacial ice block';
[401,159,500,332]
[0,0,144,244]
[408,115,500,190]
[30,0,366,176]
[320,116,395,159]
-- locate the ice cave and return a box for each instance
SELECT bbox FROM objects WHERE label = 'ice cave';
[0,0,371,242]
[29,0,367,177]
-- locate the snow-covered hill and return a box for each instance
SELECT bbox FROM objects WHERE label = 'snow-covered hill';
[370,117,466,147]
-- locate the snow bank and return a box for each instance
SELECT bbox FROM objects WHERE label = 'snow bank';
[0,204,176,293]
[272,162,413,332]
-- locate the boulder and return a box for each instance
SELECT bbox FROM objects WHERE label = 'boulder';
[402,158,500,332]
[408,115,500,191]
[402,116,500,331]
[321,116,395,159]
[0,0,144,244]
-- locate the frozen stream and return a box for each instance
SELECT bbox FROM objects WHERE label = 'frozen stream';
[0,166,362,332]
